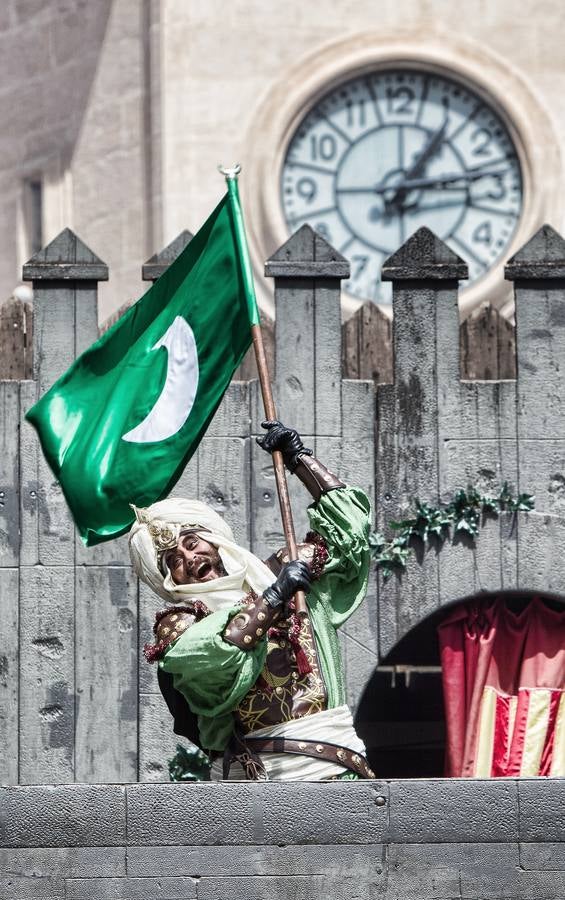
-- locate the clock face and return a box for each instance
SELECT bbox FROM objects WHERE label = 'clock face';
[281,70,523,304]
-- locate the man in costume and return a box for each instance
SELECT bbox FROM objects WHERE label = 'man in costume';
[130,421,374,780]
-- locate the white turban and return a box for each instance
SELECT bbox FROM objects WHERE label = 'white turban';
[128,497,275,611]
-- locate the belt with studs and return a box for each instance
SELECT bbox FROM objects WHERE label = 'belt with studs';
[244,736,375,779]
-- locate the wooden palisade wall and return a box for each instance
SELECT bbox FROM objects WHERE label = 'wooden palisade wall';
[1,220,565,784]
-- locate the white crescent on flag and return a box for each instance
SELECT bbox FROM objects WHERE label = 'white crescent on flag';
[122,316,199,444]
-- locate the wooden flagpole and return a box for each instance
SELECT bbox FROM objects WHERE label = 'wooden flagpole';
[220,165,307,617]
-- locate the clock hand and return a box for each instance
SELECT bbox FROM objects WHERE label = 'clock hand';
[402,199,470,214]
[337,169,506,196]
[385,119,449,210]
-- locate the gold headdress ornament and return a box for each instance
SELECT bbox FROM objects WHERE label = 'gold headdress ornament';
[130,504,181,554]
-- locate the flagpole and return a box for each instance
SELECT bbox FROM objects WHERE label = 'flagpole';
[219,164,307,618]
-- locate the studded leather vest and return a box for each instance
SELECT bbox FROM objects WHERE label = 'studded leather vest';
[235,611,327,732]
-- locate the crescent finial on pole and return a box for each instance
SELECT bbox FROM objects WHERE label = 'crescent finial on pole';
[218,163,242,181]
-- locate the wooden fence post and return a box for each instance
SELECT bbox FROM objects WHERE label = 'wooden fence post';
[256,225,350,561]
[377,227,468,657]
[17,230,111,783]
[506,224,565,591]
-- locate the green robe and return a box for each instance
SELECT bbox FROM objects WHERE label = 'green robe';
[160,487,371,752]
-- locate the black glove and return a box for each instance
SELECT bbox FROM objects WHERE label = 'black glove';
[256,420,312,472]
[262,560,312,609]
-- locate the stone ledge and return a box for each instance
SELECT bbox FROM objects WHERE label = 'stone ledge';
[1,781,564,900]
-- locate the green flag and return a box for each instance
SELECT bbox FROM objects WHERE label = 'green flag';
[26,189,259,545]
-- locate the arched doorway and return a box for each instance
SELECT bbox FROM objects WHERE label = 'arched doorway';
[355,591,565,778]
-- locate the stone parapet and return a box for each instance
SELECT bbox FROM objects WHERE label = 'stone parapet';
[1,780,564,899]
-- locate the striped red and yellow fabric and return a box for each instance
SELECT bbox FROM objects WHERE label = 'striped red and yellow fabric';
[439,597,565,777]
[474,686,565,777]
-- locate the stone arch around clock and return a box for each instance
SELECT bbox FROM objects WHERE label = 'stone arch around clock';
[243,28,561,320]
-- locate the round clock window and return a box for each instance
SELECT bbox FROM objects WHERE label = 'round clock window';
[281,70,523,305]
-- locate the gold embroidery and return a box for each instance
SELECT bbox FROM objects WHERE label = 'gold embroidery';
[235,615,327,733]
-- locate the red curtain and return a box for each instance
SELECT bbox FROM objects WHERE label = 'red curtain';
[438,597,565,777]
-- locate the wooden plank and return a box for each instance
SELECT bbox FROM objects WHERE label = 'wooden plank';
[342,303,394,385]
[0,299,32,380]
[19,565,75,783]
[517,439,565,592]
[314,280,341,436]
[322,380,378,706]
[436,278,519,602]
[376,286,442,658]
[38,450,75,566]
[0,568,18,783]
[0,381,20,567]
[343,302,516,387]
[360,301,393,384]
[341,308,360,380]
[250,434,312,562]
[438,439,519,602]
[515,283,565,440]
[75,566,137,783]
[233,314,274,382]
[172,447,199,500]
[274,279,315,434]
[198,436,250,549]
[33,284,76,565]
[138,693,182,783]
[32,284,75,394]
[460,304,516,381]
[440,380,517,442]
[206,382,250,438]
[19,381,40,566]
[24,299,34,381]
[376,228,468,657]
[338,628,378,713]
[138,582,162,696]
[73,283,99,356]
[75,530,131,567]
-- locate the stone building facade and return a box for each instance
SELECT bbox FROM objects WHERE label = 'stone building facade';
[1,0,564,322]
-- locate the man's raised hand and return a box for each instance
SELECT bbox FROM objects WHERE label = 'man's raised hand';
[256,420,312,471]
[263,560,312,610]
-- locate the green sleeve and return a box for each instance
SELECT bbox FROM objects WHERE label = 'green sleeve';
[159,607,267,752]
[307,486,372,629]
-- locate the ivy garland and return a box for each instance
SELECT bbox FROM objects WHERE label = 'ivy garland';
[369,483,534,581]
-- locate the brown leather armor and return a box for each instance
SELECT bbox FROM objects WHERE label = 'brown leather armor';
[294,455,344,502]
[223,591,281,650]
[143,602,209,663]
[227,535,329,728]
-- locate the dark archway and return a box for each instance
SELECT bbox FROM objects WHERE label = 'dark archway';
[354,590,565,778]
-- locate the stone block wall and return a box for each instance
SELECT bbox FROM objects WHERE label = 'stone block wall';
[1,779,564,899]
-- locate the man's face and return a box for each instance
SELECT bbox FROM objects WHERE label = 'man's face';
[163,531,226,585]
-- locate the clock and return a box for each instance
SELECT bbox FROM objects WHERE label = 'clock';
[280,69,523,305]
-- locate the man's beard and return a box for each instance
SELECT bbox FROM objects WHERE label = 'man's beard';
[187,549,227,583]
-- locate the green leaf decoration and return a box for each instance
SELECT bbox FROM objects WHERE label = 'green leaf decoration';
[370,482,534,581]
